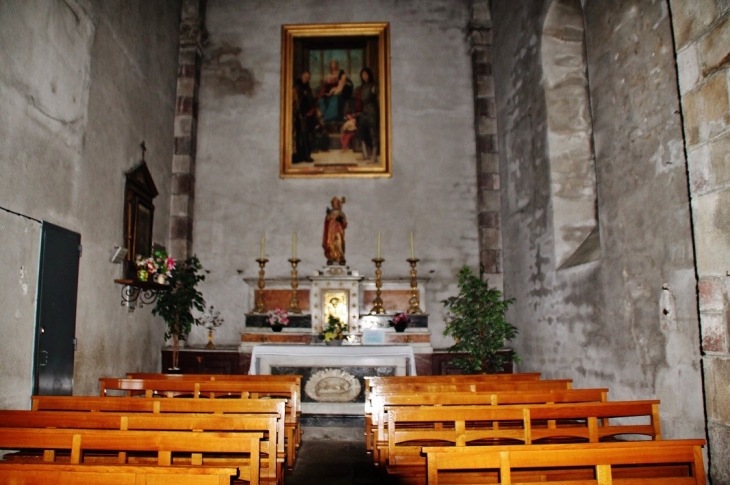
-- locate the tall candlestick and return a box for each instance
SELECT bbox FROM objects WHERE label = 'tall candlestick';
[292,232,297,259]
[410,231,415,259]
[377,232,381,259]
[260,233,265,259]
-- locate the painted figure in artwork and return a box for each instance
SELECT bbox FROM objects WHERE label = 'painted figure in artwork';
[323,196,347,265]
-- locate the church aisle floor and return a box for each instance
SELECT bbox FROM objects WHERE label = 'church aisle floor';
[286,439,383,485]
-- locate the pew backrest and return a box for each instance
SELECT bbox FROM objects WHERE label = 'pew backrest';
[423,439,706,485]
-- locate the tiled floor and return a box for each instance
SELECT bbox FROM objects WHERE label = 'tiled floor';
[286,439,383,485]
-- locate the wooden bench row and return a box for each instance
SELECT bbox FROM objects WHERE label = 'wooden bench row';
[364,375,574,456]
[423,439,706,484]
[379,400,662,473]
[0,410,281,481]
[98,375,302,468]
[0,428,261,484]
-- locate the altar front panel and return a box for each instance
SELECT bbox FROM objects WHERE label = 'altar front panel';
[249,344,416,414]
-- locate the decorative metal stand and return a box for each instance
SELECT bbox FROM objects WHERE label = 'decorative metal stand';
[253,258,268,314]
[369,258,386,314]
[288,258,302,314]
[205,328,216,349]
[115,279,166,310]
[407,258,423,314]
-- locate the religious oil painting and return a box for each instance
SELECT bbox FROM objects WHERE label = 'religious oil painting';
[280,23,392,178]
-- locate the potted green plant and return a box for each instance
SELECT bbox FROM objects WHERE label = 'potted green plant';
[152,255,206,370]
[441,265,519,374]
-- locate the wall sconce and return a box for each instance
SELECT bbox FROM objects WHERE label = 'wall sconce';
[110,246,128,264]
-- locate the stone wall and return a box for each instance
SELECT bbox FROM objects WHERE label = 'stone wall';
[492,0,705,448]
[191,0,479,349]
[670,0,730,481]
[0,0,181,402]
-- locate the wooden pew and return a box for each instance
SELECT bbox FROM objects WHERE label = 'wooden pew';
[422,439,707,484]
[0,411,282,484]
[98,378,302,468]
[383,400,662,478]
[0,428,262,484]
[0,463,240,484]
[365,379,573,454]
[370,388,609,465]
[31,396,286,479]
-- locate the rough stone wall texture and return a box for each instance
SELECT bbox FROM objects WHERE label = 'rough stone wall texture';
[470,0,503,290]
[192,0,479,349]
[0,0,181,403]
[670,0,730,482]
[493,0,705,451]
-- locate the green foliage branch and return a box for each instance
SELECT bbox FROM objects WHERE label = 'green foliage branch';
[442,265,519,374]
[152,255,206,368]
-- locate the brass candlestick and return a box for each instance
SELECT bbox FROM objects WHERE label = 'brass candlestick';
[253,258,268,314]
[288,258,302,314]
[369,258,386,314]
[407,258,423,314]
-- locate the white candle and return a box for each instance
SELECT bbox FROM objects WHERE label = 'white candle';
[292,232,297,259]
[377,232,381,259]
[410,231,415,259]
[260,233,265,259]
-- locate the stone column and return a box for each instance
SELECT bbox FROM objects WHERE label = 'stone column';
[469,0,502,290]
[669,1,730,482]
[169,0,206,260]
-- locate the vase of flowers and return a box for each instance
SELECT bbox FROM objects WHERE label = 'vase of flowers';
[388,312,411,332]
[267,308,289,332]
[197,305,225,349]
[321,315,347,344]
[135,249,175,285]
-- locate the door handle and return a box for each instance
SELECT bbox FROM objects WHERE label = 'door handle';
[39,350,49,367]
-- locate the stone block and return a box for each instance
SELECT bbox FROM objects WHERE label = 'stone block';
[477,76,495,97]
[176,96,194,116]
[478,211,500,229]
[176,76,195,97]
[479,189,502,212]
[480,248,502,274]
[699,277,726,312]
[669,0,718,49]
[174,136,192,155]
[708,130,730,191]
[479,152,500,173]
[705,356,730,423]
[471,1,492,22]
[170,194,191,218]
[172,154,194,174]
[677,44,700,95]
[687,144,711,194]
[693,190,730,275]
[170,216,193,240]
[701,312,728,353]
[174,115,193,137]
[479,173,500,190]
[682,73,730,146]
[698,16,730,77]
[172,173,195,196]
[480,227,502,250]
[478,116,497,135]
[708,421,730,484]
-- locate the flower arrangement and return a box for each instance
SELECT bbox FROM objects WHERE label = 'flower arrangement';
[388,312,411,332]
[197,305,225,329]
[321,314,347,342]
[153,248,176,278]
[197,305,225,349]
[135,249,175,283]
[267,308,290,329]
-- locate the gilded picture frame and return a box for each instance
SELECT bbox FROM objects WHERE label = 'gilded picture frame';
[280,22,392,178]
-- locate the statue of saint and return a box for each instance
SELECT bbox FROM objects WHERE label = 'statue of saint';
[323,197,347,265]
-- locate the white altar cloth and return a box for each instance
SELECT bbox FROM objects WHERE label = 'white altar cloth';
[248,344,417,376]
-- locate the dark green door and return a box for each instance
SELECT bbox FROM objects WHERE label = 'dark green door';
[34,222,80,395]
